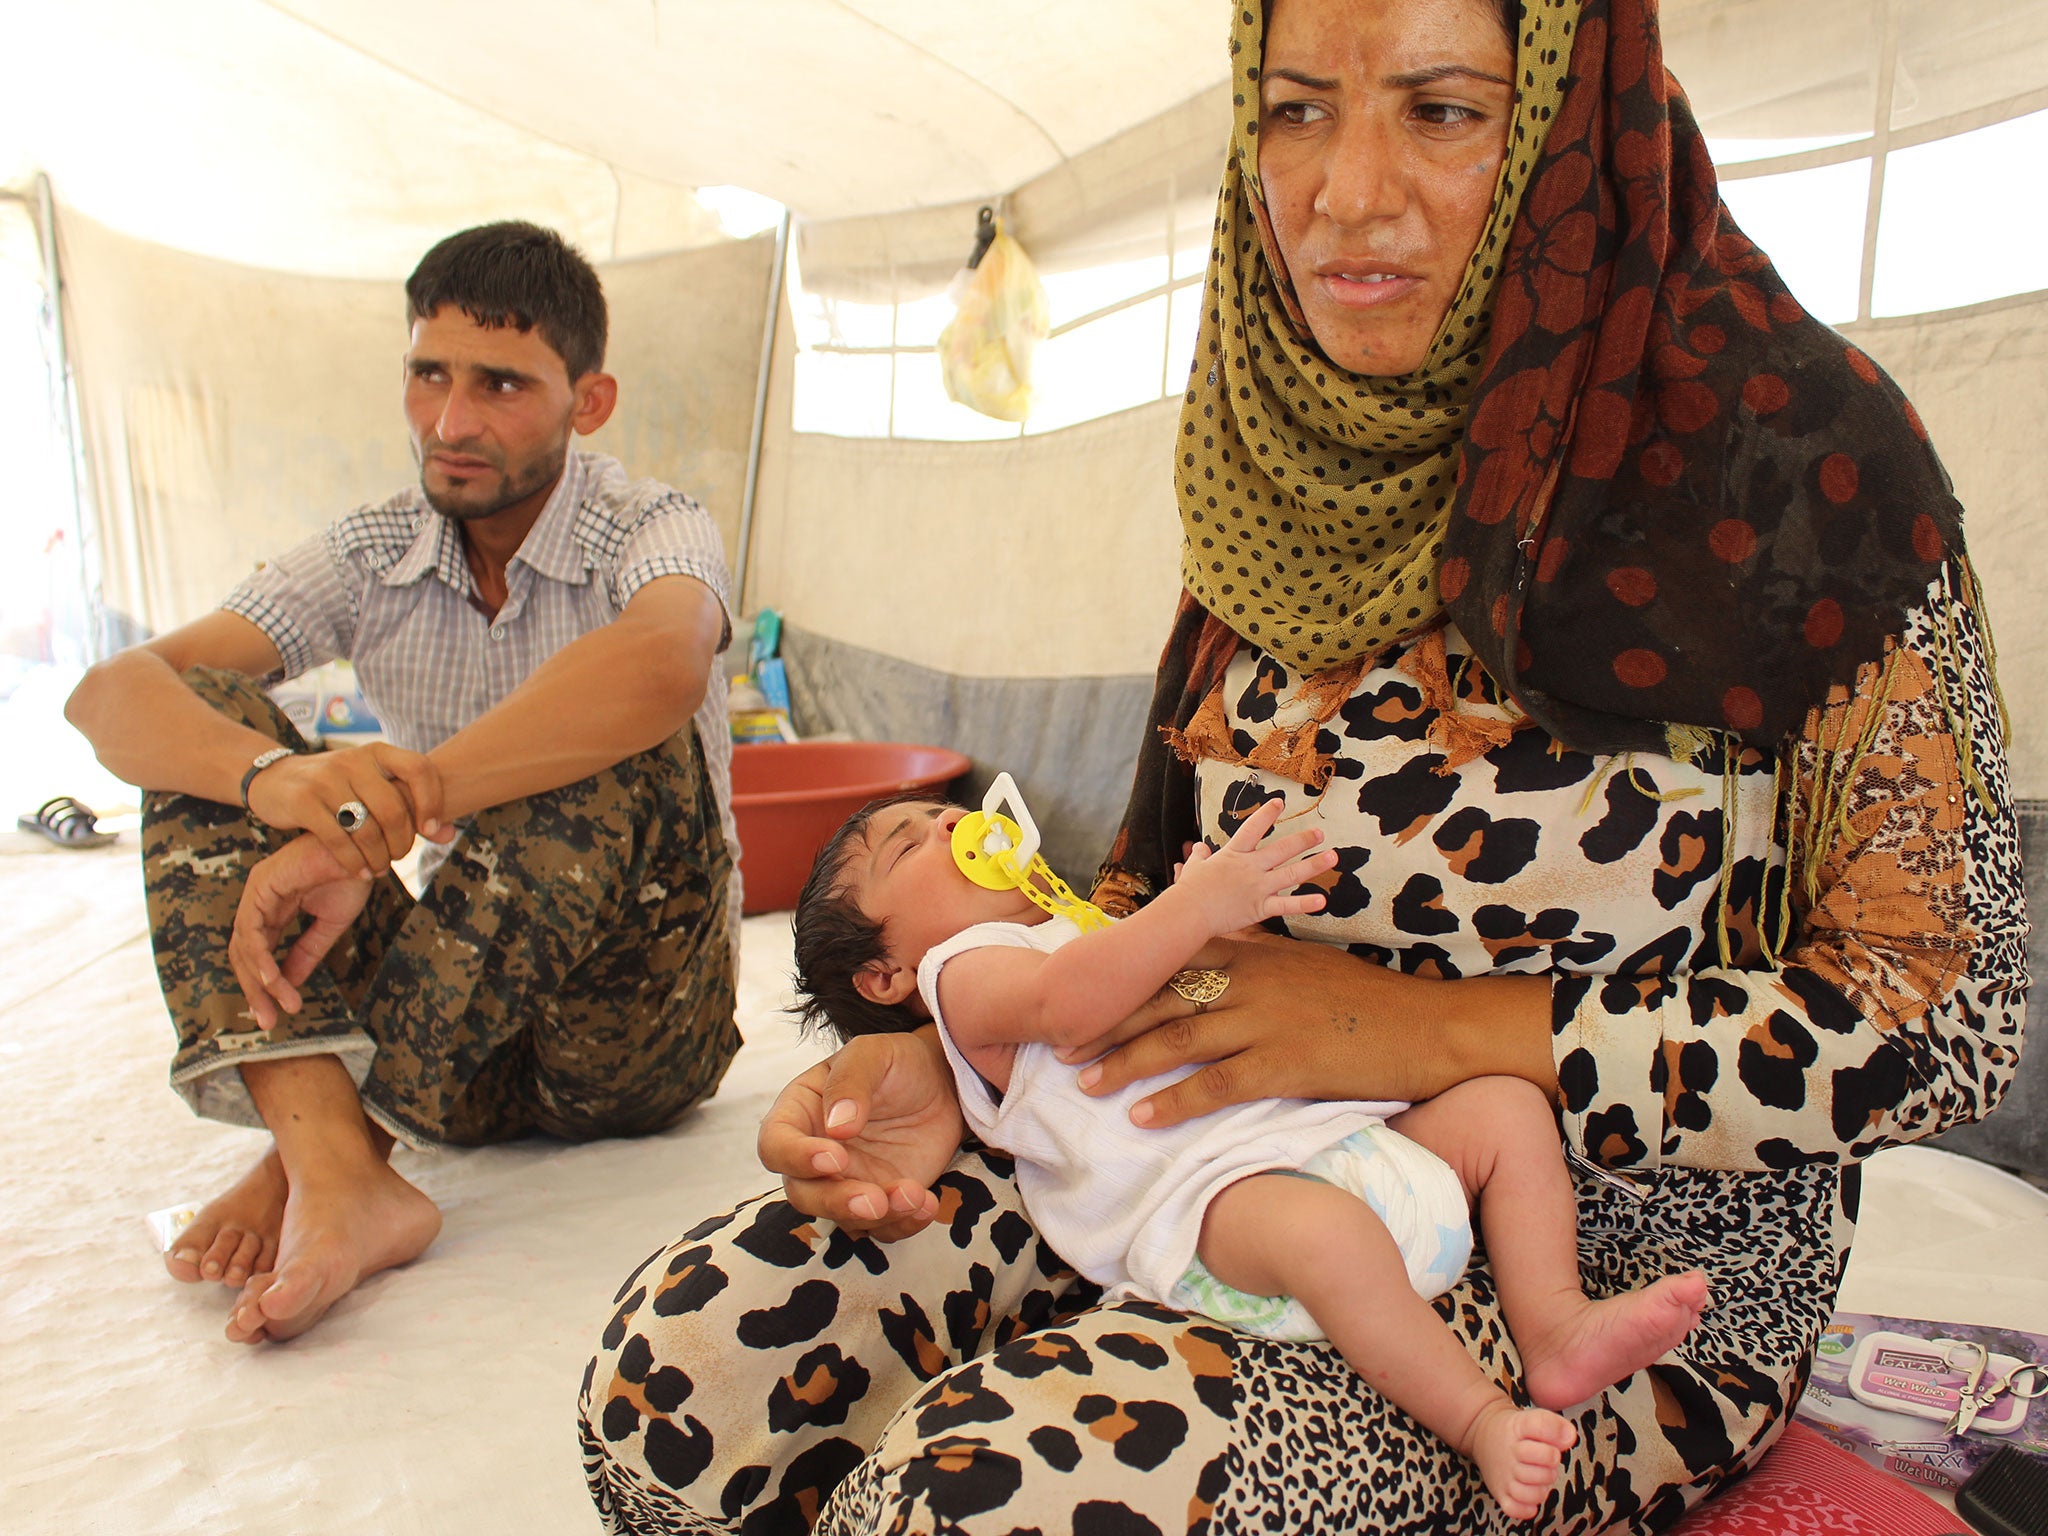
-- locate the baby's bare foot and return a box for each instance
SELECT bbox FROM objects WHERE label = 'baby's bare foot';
[164,1147,288,1288]
[1468,1399,1577,1523]
[1524,1270,1709,1411]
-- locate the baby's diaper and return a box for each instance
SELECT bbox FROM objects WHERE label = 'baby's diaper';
[1166,1122,1473,1342]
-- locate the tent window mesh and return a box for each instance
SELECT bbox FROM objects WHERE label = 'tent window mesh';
[787,193,1203,441]
[789,2,2047,440]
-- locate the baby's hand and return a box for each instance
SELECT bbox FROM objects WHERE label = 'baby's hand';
[1176,796,1337,934]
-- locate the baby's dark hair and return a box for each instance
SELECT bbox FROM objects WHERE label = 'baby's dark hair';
[789,789,946,1042]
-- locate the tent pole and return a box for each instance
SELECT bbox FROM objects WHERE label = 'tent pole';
[733,210,790,620]
[35,173,100,663]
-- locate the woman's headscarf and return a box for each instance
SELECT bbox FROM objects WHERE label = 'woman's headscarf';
[1181,0,1577,672]
[1175,0,1963,759]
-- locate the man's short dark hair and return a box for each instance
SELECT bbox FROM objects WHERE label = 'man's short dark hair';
[790,791,947,1042]
[404,221,609,380]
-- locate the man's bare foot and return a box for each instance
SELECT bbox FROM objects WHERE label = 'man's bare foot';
[1523,1270,1710,1411]
[165,1147,288,1289]
[225,1147,441,1345]
[1468,1398,1578,1522]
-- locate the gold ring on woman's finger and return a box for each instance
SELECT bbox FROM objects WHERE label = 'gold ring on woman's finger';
[1167,968,1229,1013]
[335,799,370,833]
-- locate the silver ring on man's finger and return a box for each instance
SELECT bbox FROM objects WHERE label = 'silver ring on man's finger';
[335,800,370,833]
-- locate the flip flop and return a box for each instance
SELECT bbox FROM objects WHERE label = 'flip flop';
[16,794,118,848]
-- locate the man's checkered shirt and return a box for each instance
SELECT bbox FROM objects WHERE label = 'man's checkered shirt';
[223,449,740,922]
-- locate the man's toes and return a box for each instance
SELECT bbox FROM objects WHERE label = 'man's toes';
[166,1219,219,1282]
[226,1277,272,1345]
[198,1226,247,1282]
[256,1260,329,1331]
[222,1230,263,1287]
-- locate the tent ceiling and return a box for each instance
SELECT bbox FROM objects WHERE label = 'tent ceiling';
[3,0,1231,278]
[4,0,2043,280]
[267,0,1232,212]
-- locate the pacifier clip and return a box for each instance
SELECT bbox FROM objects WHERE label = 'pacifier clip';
[949,772,1111,932]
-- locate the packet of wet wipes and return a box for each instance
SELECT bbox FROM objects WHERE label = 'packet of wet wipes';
[1800,1309,2048,1494]
[144,1202,200,1253]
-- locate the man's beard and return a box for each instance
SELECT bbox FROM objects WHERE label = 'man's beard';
[418,438,569,522]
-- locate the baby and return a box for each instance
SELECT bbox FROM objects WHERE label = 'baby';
[791,789,1708,1522]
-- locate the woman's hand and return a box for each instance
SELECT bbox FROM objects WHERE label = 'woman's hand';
[1062,933,1556,1128]
[757,1027,966,1242]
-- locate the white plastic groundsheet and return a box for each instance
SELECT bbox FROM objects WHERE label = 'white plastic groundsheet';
[0,840,827,1533]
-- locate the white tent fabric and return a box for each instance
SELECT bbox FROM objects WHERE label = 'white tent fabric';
[795,86,1232,303]
[1663,0,2048,139]
[1,0,1234,278]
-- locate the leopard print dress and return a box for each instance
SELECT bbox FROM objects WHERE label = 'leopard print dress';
[579,580,2027,1535]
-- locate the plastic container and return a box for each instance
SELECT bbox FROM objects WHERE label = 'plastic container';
[731,740,972,915]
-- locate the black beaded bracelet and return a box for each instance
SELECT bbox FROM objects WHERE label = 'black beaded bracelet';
[239,746,297,811]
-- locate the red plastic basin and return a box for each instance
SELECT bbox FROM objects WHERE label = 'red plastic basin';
[730,740,973,915]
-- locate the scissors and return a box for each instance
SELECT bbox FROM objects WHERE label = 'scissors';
[1944,1341,2048,1434]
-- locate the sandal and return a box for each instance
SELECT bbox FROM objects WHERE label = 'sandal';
[16,795,118,848]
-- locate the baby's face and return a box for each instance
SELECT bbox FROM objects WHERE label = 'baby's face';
[847,801,1034,971]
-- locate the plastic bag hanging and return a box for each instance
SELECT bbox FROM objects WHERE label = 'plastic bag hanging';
[938,210,1049,422]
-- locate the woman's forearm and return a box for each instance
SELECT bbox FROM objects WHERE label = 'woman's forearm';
[1296,953,1554,1101]
[1437,973,1558,1097]
[1083,935,1557,1121]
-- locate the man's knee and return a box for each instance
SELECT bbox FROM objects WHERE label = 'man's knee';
[455,739,726,919]
[178,665,310,746]
[528,983,742,1143]
[479,733,705,830]
[142,667,309,845]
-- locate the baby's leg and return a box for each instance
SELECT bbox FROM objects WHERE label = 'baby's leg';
[1199,1173,1576,1523]
[1389,1078,1707,1410]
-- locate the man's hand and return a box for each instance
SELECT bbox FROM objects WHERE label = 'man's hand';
[758,1028,965,1241]
[244,744,449,878]
[228,833,376,1028]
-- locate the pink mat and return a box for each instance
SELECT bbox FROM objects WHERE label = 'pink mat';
[1672,1421,1963,1534]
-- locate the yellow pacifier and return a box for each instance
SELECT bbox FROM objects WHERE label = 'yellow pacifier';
[950,772,1111,931]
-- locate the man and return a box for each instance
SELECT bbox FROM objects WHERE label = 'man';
[66,221,742,1344]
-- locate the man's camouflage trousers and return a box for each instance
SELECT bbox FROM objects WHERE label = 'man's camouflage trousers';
[145,667,740,1146]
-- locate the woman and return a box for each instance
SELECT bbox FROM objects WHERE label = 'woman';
[580,0,2027,1529]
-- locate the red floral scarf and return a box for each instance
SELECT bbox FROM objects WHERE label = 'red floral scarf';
[1446,0,1961,755]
